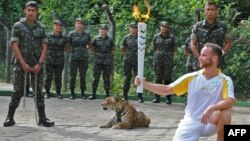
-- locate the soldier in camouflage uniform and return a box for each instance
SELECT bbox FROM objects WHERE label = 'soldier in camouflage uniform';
[191,1,231,70]
[88,24,115,100]
[3,1,54,127]
[68,18,91,100]
[44,20,68,99]
[184,37,197,73]
[152,21,177,104]
[11,51,33,97]
[121,22,144,103]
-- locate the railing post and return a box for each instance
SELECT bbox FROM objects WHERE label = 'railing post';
[0,20,11,83]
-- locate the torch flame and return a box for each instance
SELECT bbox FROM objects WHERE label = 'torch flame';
[132,0,151,22]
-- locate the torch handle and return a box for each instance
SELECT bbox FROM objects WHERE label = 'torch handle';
[137,22,147,93]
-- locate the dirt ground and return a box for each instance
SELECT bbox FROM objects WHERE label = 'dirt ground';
[0,95,249,141]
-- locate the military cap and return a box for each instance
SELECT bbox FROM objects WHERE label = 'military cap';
[100,24,109,30]
[129,22,138,28]
[54,20,62,25]
[25,1,38,8]
[76,18,84,24]
[160,21,169,27]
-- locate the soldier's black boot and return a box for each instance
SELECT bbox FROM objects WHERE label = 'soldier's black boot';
[44,88,50,99]
[37,107,54,127]
[105,89,110,98]
[152,94,160,103]
[166,95,172,105]
[3,107,16,127]
[123,93,128,101]
[70,89,75,100]
[80,87,86,99]
[3,116,15,127]
[38,117,55,127]
[88,88,96,100]
[137,93,144,103]
[57,93,63,99]
[123,90,128,101]
[56,87,63,99]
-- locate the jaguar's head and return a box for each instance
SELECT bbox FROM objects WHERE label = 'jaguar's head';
[100,96,125,111]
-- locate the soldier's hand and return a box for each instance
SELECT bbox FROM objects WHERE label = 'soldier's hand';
[22,63,31,73]
[31,64,41,74]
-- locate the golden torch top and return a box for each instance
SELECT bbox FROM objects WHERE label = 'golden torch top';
[132,0,151,22]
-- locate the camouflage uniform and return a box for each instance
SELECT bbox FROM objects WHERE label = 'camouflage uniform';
[44,28,67,98]
[90,25,115,99]
[7,18,48,118]
[191,20,230,69]
[68,28,91,98]
[121,28,138,100]
[152,22,177,104]
[184,37,196,73]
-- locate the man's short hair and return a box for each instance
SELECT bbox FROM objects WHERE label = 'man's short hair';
[160,21,169,28]
[204,43,222,65]
[129,22,138,28]
[76,18,84,24]
[25,1,38,9]
[100,24,109,30]
[54,20,62,25]
[205,0,218,9]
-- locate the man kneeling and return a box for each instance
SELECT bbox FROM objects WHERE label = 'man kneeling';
[135,43,235,141]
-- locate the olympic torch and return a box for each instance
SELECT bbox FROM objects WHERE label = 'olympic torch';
[132,0,151,93]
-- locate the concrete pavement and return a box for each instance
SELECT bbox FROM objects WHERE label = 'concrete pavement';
[0,82,250,141]
[0,96,250,141]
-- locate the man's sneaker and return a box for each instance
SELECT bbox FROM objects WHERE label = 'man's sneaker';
[38,117,55,127]
[3,116,15,127]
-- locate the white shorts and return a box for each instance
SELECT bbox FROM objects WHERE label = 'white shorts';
[173,119,216,141]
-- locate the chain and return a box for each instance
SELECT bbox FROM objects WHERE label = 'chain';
[23,72,27,109]
[34,74,38,124]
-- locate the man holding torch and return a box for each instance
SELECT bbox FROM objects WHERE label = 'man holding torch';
[135,43,235,141]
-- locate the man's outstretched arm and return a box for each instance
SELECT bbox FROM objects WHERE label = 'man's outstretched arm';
[135,76,174,96]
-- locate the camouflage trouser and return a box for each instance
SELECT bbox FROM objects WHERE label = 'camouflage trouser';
[154,63,173,99]
[69,60,88,91]
[186,66,195,73]
[193,59,201,71]
[123,62,137,94]
[92,63,111,91]
[8,66,45,118]
[154,63,173,85]
[44,63,64,92]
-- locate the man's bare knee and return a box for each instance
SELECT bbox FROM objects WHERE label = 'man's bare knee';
[211,109,232,125]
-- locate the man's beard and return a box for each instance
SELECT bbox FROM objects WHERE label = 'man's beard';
[200,58,213,68]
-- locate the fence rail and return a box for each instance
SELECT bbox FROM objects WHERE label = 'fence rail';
[0,24,249,101]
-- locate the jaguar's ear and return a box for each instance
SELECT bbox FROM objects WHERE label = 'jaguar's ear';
[113,96,121,102]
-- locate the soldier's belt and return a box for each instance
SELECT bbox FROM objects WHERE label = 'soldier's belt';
[96,51,112,53]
